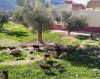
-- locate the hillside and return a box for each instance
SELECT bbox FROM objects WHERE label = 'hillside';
[0,0,65,11]
[0,22,100,79]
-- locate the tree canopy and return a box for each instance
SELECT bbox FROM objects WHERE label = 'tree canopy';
[14,0,53,43]
[67,16,88,35]
[61,11,88,35]
[0,10,8,31]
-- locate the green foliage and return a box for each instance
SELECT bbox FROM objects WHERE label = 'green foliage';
[0,60,100,79]
[42,32,81,45]
[0,22,100,79]
[67,16,88,32]
[14,0,53,43]
[0,52,13,62]
[61,11,72,23]
[61,11,88,35]
[0,10,8,31]
[0,22,34,46]
[3,21,17,28]
[0,22,99,47]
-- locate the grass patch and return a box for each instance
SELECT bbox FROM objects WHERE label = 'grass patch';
[42,32,81,45]
[0,22,35,46]
[0,60,100,79]
[0,21,100,79]
[0,22,100,47]
[76,35,89,40]
[0,53,14,62]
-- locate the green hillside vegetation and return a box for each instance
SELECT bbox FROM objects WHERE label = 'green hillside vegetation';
[0,22,34,46]
[0,59,100,79]
[0,22,100,79]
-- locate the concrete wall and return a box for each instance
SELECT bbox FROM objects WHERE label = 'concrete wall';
[72,10,100,27]
[52,24,100,33]
[52,10,100,33]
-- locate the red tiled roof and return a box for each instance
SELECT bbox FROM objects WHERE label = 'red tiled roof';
[72,4,86,9]
[65,1,72,4]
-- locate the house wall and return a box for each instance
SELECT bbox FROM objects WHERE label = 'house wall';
[87,0,100,9]
[72,10,100,27]
[75,27,100,33]
[52,24,100,33]
[52,10,100,33]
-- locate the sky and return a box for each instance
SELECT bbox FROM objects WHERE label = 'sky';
[73,0,90,4]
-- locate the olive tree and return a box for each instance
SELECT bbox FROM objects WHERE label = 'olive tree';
[62,11,88,35]
[14,0,53,43]
[0,10,8,32]
[61,11,71,28]
[67,16,88,35]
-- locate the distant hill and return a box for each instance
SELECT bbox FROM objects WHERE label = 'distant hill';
[0,0,16,11]
[0,0,65,11]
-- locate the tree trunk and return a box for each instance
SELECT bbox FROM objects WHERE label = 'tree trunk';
[0,23,3,32]
[68,30,71,36]
[38,26,43,44]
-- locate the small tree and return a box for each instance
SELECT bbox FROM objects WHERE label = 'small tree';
[61,11,72,28]
[14,0,53,43]
[67,16,88,35]
[62,11,88,35]
[0,10,8,32]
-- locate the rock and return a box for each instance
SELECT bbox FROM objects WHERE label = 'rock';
[60,46,69,52]
[45,46,55,52]
[76,45,86,52]
[59,52,67,59]
[0,71,8,79]
[10,49,22,57]
[8,46,17,50]
[65,45,79,52]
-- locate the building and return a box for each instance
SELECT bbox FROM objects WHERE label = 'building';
[72,4,86,10]
[87,0,100,10]
[52,10,100,33]
[51,0,86,11]
[65,0,73,10]
[65,0,86,10]
[51,0,100,33]
[72,10,100,33]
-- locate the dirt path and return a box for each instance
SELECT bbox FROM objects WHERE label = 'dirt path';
[0,57,42,66]
[51,30,91,36]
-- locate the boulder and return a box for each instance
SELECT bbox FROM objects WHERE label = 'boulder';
[59,52,67,59]
[0,71,8,79]
[45,45,55,52]
[10,49,22,57]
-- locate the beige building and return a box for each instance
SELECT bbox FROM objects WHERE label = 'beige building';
[87,0,100,10]
[73,10,100,27]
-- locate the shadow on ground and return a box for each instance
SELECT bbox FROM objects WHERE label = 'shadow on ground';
[7,31,29,37]
[76,35,89,40]
[67,45,100,69]
[45,72,57,76]
[0,29,9,33]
